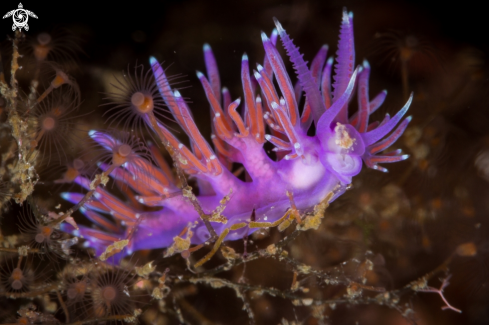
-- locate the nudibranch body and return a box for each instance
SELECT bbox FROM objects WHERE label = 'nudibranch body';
[62,11,411,259]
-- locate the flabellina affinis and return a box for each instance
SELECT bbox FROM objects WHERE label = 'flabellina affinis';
[61,10,412,261]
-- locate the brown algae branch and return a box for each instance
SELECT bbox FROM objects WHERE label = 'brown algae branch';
[56,290,70,323]
[0,282,59,299]
[1,31,22,115]
[187,276,388,309]
[197,192,333,275]
[0,247,40,254]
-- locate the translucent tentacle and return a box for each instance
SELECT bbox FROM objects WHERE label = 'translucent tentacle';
[261,31,299,126]
[227,98,249,137]
[222,87,231,111]
[355,60,371,133]
[362,93,413,146]
[369,154,409,164]
[150,57,190,133]
[203,44,221,104]
[197,71,233,133]
[364,153,409,173]
[92,190,141,222]
[378,114,390,127]
[211,134,235,158]
[263,111,285,133]
[121,161,171,195]
[321,57,334,109]
[135,193,180,207]
[241,54,259,140]
[274,18,327,126]
[255,96,265,143]
[263,29,278,80]
[173,90,220,172]
[148,142,176,185]
[150,119,219,175]
[301,46,329,129]
[73,176,141,222]
[61,222,125,260]
[270,101,304,158]
[332,10,355,123]
[300,101,312,130]
[80,207,119,233]
[311,45,329,84]
[214,113,234,139]
[350,89,387,127]
[367,116,411,155]
[368,90,387,114]
[265,134,293,150]
[61,192,110,214]
[98,163,155,196]
[366,121,379,132]
[316,66,360,134]
[254,65,280,112]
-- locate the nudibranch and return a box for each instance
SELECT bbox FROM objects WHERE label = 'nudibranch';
[62,11,412,259]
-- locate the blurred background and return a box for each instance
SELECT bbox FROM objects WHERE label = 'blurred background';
[1,0,489,324]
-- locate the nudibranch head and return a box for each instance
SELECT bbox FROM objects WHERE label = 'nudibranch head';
[318,122,365,183]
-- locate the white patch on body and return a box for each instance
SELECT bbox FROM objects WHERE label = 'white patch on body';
[287,158,325,189]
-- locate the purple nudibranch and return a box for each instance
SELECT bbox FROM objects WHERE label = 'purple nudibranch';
[61,10,412,260]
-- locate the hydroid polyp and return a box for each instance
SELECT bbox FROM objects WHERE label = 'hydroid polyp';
[28,28,84,69]
[30,91,83,166]
[91,265,136,317]
[101,63,186,141]
[0,257,34,294]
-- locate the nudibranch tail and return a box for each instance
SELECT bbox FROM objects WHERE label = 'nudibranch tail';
[60,11,412,262]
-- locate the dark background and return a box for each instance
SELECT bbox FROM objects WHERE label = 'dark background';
[3,0,486,139]
[3,0,488,72]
